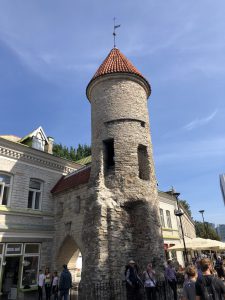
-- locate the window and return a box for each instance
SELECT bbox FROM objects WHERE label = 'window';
[0,173,12,206]
[28,179,42,210]
[166,210,172,228]
[103,139,115,170]
[32,136,45,151]
[22,244,41,287]
[0,243,4,255]
[160,209,165,227]
[138,145,150,180]
[6,243,23,255]
[24,244,40,254]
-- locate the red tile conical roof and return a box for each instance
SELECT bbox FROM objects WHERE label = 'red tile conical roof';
[87,48,150,98]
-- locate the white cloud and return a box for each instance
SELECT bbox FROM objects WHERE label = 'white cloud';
[183,110,217,131]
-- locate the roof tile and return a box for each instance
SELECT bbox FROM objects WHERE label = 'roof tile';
[51,166,91,194]
[87,48,150,95]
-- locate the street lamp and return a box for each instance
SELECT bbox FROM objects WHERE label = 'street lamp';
[171,188,188,264]
[199,210,208,238]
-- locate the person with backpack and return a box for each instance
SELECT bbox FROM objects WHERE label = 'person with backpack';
[195,258,225,300]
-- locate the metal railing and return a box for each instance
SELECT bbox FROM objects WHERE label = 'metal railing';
[77,280,183,300]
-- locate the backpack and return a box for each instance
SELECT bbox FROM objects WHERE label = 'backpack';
[201,277,220,300]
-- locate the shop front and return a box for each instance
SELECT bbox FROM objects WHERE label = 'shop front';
[0,243,41,299]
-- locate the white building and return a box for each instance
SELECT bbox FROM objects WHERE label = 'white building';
[158,191,196,266]
[0,127,79,299]
[216,224,225,242]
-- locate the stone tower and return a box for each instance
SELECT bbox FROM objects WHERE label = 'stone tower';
[81,48,164,286]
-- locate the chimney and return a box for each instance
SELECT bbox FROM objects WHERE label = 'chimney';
[45,137,54,154]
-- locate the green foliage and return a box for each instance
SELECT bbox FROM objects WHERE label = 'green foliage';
[195,221,221,240]
[52,143,91,162]
[179,200,192,217]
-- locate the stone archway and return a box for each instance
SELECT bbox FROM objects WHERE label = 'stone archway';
[56,235,82,283]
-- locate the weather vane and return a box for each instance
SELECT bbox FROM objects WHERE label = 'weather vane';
[113,17,121,48]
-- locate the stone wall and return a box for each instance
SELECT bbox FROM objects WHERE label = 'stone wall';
[52,184,88,271]
[80,73,165,291]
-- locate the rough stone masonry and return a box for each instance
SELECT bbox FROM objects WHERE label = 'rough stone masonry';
[52,48,165,299]
[81,48,165,285]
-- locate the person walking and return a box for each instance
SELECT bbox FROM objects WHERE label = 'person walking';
[38,270,45,300]
[125,260,143,300]
[44,267,52,300]
[143,263,157,300]
[215,256,225,280]
[59,265,72,300]
[182,265,197,300]
[195,258,225,300]
[165,260,178,300]
[52,271,59,300]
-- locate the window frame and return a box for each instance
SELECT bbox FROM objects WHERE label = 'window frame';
[0,172,13,207]
[27,179,43,210]
[160,208,165,228]
[32,136,45,151]
[166,210,172,228]
[20,243,41,288]
[5,243,23,256]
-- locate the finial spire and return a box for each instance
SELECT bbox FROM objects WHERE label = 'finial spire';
[113,17,121,48]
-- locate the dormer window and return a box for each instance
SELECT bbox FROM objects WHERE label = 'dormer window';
[0,173,12,206]
[32,136,45,151]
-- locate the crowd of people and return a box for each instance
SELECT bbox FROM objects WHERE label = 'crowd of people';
[37,255,225,300]
[38,264,72,300]
[125,254,225,300]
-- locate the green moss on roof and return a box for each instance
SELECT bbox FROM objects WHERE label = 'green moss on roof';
[75,155,92,165]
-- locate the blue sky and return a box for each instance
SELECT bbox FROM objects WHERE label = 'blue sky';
[0,0,224,224]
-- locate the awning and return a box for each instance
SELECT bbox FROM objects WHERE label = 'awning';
[168,238,225,251]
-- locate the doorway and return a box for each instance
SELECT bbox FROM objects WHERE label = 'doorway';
[1,256,20,296]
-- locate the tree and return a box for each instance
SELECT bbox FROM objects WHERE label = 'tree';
[195,221,220,240]
[52,143,91,162]
[179,200,192,217]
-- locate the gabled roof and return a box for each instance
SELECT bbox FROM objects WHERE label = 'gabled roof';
[51,165,91,194]
[19,126,49,144]
[87,48,150,98]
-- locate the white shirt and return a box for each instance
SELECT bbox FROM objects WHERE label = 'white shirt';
[52,276,58,286]
[38,273,45,287]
